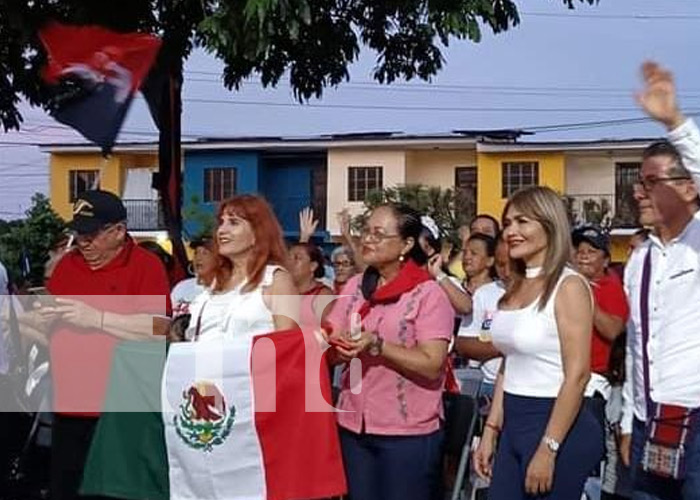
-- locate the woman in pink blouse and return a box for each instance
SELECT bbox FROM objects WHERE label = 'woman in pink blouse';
[326,203,454,500]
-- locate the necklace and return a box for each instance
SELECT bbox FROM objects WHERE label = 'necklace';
[525,266,544,278]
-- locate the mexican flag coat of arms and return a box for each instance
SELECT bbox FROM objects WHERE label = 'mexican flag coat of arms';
[80,328,347,500]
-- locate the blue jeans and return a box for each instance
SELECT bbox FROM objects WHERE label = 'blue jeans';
[630,417,700,500]
[339,427,444,500]
[489,394,604,500]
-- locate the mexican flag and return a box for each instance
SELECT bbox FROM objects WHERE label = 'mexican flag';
[80,329,347,500]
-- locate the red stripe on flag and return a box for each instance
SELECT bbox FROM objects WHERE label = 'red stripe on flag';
[39,22,161,91]
[252,328,347,500]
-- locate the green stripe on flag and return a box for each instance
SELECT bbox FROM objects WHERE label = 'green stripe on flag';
[80,340,169,500]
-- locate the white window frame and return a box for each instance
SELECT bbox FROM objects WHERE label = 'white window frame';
[348,166,383,202]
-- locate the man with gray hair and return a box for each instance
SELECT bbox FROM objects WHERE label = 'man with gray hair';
[620,61,700,500]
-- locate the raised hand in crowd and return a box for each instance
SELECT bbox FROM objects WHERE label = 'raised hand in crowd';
[636,60,685,130]
[426,253,444,279]
[336,208,365,271]
[298,207,319,243]
[337,208,351,240]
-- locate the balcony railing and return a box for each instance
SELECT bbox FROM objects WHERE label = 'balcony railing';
[123,199,165,231]
[564,193,639,229]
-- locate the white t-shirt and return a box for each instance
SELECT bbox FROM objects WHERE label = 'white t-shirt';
[171,278,207,317]
[458,281,505,384]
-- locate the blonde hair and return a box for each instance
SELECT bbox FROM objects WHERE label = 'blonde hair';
[500,186,572,310]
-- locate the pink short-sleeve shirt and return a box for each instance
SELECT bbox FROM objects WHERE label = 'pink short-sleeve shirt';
[327,274,454,435]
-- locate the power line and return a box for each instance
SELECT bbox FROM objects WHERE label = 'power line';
[0,174,48,178]
[520,11,700,20]
[0,165,46,168]
[185,70,700,95]
[183,75,700,99]
[520,111,700,133]
[18,119,205,139]
[182,97,651,113]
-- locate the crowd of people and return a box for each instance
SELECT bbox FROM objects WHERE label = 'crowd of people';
[0,60,699,500]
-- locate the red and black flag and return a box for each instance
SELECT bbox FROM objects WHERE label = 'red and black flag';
[39,23,161,154]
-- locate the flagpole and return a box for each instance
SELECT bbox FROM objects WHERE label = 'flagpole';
[93,155,109,190]
[155,66,188,283]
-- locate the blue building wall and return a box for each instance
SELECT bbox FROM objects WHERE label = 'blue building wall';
[183,150,328,241]
[183,150,260,237]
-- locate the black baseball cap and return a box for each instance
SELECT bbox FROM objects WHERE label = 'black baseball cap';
[572,225,610,255]
[189,235,214,250]
[68,190,127,235]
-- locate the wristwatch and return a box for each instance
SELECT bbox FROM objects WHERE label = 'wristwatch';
[368,333,384,357]
[542,435,560,454]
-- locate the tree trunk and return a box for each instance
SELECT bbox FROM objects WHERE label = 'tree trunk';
[155,64,188,285]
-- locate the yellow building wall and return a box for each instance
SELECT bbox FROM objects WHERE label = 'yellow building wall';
[326,149,407,235]
[476,151,566,220]
[50,152,158,221]
[405,150,477,187]
[610,235,632,264]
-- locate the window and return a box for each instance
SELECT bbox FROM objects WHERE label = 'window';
[69,170,99,202]
[204,168,237,203]
[455,166,478,224]
[348,166,383,202]
[501,162,539,198]
[614,162,641,227]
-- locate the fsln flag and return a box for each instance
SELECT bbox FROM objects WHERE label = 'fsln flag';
[38,23,161,154]
[80,329,347,500]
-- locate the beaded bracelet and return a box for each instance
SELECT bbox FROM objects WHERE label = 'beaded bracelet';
[484,421,501,433]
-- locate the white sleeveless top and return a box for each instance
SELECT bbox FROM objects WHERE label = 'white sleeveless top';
[491,267,589,398]
[186,265,282,342]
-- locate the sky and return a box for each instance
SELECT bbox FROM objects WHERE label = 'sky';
[1,0,700,218]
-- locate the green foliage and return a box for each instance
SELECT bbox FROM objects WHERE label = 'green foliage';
[0,0,598,130]
[0,193,66,286]
[182,194,216,239]
[354,184,474,248]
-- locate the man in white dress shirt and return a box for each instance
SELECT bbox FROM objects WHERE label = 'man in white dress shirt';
[620,61,700,500]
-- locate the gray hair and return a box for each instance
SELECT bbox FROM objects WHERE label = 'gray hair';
[331,245,355,264]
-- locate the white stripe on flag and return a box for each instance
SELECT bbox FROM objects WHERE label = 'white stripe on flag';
[162,341,267,500]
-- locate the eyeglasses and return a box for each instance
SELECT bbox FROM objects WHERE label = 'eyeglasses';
[73,223,118,243]
[635,176,691,192]
[333,260,354,268]
[360,229,401,243]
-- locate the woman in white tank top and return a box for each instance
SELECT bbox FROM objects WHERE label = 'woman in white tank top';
[169,195,302,500]
[191,195,298,341]
[473,187,604,500]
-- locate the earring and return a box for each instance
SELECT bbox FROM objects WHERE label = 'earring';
[399,254,405,263]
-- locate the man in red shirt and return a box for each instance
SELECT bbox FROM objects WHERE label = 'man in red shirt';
[573,225,630,426]
[43,190,171,500]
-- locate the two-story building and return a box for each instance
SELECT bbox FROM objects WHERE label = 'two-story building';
[43,131,652,262]
[45,143,164,240]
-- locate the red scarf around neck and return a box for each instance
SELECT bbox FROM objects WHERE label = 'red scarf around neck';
[357,260,431,319]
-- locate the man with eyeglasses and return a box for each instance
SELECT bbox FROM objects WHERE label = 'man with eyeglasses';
[619,62,700,500]
[42,190,171,500]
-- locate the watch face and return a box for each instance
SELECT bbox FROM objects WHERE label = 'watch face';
[546,438,559,452]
